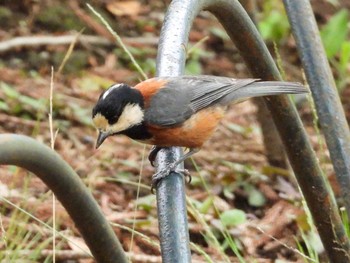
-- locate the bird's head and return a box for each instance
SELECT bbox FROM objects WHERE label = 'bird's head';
[92,83,144,148]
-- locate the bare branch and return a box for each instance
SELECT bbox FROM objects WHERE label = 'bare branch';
[0,35,158,53]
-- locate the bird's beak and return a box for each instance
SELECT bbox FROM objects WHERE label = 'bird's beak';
[96,131,109,149]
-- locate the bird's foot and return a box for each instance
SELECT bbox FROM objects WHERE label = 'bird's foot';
[151,163,191,193]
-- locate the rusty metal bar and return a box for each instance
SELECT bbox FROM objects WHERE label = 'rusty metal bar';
[205,1,350,261]
[283,0,350,218]
[240,0,288,168]
[0,134,128,263]
[155,0,350,262]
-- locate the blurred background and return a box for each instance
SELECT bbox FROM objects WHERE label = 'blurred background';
[0,0,349,262]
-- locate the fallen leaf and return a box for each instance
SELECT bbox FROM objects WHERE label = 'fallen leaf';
[220,209,247,227]
[67,236,91,255]
[238,200,302,255]
[106,1,141,17]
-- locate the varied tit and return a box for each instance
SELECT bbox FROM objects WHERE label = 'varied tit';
[92,75,308,189]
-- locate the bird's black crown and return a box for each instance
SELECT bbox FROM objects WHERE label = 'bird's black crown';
[92,83,143,125]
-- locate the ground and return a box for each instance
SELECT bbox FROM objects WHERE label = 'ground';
[0,0,349,262]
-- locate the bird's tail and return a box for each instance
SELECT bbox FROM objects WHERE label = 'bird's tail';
[221,81,309,105]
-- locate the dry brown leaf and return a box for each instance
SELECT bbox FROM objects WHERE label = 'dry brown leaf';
[238,200,302,255]
[106,1,141,17]
[106,210,148,222]
[67,236,91,254]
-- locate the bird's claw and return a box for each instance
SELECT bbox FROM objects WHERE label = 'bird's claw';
[148,146,162,167]
[151,167,171,193]
[151,166,191,194]
[183,169,192,184]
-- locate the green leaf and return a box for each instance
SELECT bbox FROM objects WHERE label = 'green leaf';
[1,82,20,98]
[304,230,324,254]
[199,196,214,214]
[258,11,290,42]
[134,195,156,212]
[185,59,202,75]
[209,27,230,40]
[77,74,114,91]
[320,9,349,59]
[69,104,92,126]
[19,96,46,111]
[244,184,266,207]
[0,101,9,111]
[225,123,253,137]
[220,209,246,227]
[340,41,350,71]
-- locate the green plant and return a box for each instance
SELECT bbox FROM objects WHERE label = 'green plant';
[258,1,290,43]
[0,180,52,262]
[185,38,214,75]
[295,200,322,263]
[189,159,247,263]
[0,192,92,261]
[340,207,350,238]
[0,82,46,118]
[320,9,350,91]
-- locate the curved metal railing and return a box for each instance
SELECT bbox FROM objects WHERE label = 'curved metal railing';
[0,134,128,263]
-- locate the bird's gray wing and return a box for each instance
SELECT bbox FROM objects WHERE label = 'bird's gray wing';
[144,75,307,127]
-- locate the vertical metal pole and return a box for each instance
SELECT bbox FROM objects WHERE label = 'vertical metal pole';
[283,0,350,218]
[154,1,201,262]
[155,149,191,263]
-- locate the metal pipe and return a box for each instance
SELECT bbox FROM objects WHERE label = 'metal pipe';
[205,1,350,261]
[283,0,350,218]
[155,0,350,261]
[154,1,201,261]
[240,0,288,168]
[0,134,128,263]
[155,149,191,263]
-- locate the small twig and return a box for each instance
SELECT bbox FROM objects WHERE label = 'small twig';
[86,3,147,80]
[49,67,57,263]
[0,35,107,52]
[112,222,160,250]
[57,30,83,75]
[0,213,6,248]
[255,225,317,262]
[69,0,114,42]
[2,249,215,263]
[0,35,158,53]
[129,145,147,260]
[0,196,92,256]
[0,114,48,127]
[2,250,163,263]
[186,35,209,57]
[49,67,56,149]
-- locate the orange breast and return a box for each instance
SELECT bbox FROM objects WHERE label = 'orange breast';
[147,107,225,148]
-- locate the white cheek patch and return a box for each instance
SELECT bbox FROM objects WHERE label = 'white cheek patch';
[102,84,123,100]
[108,103,144,133]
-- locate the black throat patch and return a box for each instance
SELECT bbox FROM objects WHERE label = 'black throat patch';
[120,122,152,141]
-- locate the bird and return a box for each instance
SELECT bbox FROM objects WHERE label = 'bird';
[92,75,308,190]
